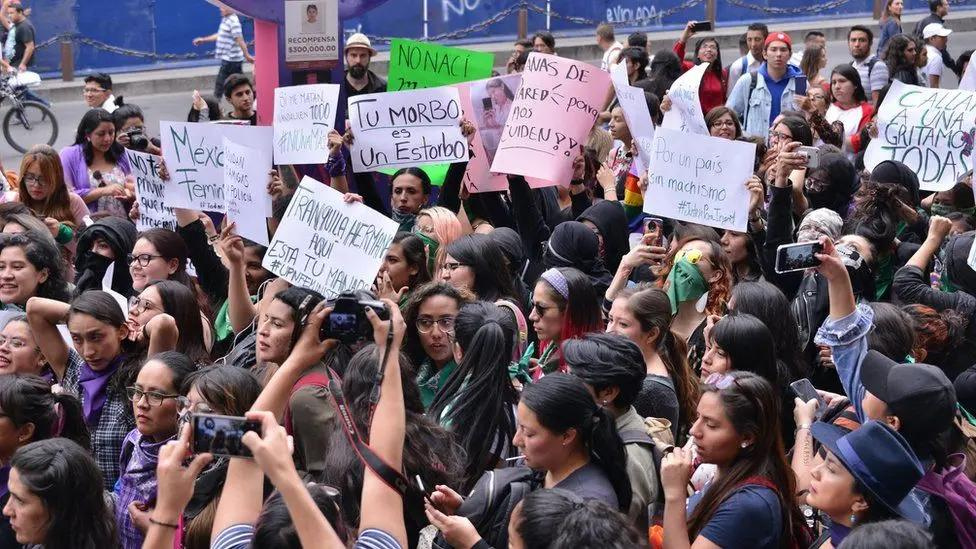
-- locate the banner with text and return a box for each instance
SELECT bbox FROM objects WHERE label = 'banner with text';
[263,176,397,298]
[661,62,708,135]
[348,87,466,172]
[864,80,976,192]
[387,38,494,91]
[160,122,273,212]
[273,83,340,165]
[491,53,610,185]
[127,150,176,231]
[611,62,655,172]
[223,138,272,246]
[644,127,755,232]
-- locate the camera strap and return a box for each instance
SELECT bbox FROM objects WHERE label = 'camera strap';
[365,318,395,427]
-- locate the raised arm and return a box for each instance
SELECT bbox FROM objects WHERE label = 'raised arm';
[144,313,179,356]
[216,224,258,332]
[25,297,71,380]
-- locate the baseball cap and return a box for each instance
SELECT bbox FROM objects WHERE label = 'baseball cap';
[344,33,377,56]
[764,32,792,50]
[860,350,956,432]
[923,23,953,39]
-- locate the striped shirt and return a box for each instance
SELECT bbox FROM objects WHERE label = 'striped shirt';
[211,525,401,549]
[215,14,244,62]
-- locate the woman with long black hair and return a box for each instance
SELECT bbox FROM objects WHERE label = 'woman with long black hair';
[59,108,133,217]
[441,234,519,305]
[673,20,727,114]
[826,64,873,159]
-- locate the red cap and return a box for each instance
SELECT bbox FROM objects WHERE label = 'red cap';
[764,31,792,50]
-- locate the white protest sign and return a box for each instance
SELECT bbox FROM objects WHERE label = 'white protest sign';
[348,87,467,172]
[223,138,272,246]
[961,58,976,92]
[102,263,129,320]
[127,150,176,231]
[159,122,273,212]
[661,62,709,135]
[263,176,398,298]
[644,127,755,232]
[273,83,340,164]
[611,62,655,171]
[865,80,976,192]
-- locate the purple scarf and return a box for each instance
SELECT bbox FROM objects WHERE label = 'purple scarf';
[115,430,171,549]
[79,355,124,427]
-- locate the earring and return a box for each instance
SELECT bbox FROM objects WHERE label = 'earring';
[600,400,608,407]
[740,442,748,448]
[695,291,709,313]
[849,513,857,525]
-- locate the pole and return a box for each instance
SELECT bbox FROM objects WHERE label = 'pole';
[546,0,551,30]
[517,8,527,39]
[60,37,73,82]
[423,0,429,39]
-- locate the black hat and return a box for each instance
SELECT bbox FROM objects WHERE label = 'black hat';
[859,350,956,432]
[811,421,924,522]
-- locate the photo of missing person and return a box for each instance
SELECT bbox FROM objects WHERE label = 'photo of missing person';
[301,2,323,34]
[471,74,520,164]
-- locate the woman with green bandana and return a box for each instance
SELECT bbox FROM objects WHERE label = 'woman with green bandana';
[655,237,732,373]
[403,282,469,409]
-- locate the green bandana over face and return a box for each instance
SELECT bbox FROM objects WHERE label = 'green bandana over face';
[413,230,440,273]
[665,258,708,315]
[931,204,976,218]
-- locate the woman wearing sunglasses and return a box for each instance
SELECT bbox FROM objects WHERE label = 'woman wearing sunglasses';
[660,371,811,548]
[403,282,468,409]
[115,351,195,549]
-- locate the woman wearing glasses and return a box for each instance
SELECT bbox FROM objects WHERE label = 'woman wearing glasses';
[127,280,211,364]
[403,282,468,409]
[115,351,196,549]
[528,267,603,378]
[704,106,742,141]
[129,228,212,319]
[0,314,46,377]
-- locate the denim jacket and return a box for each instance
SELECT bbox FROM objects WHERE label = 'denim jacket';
[726,64,802,139]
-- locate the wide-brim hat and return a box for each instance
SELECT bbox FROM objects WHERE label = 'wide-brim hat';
[345,32,377,56]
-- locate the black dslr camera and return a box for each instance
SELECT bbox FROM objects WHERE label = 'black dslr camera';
[321,292,389,344]
[124,128,150,151]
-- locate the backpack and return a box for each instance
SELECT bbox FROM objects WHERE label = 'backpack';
[283,371,329,435]
[743,71,760,130]
[917,454,976,548]
[620,426,669,523]
[434,466,542,549]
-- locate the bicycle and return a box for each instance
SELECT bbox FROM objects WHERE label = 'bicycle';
[0,70,58,154]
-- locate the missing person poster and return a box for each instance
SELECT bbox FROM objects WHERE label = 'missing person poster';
[284,0,339,69]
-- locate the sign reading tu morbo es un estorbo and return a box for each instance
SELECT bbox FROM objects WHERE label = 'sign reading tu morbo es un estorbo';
[864,80,976,192]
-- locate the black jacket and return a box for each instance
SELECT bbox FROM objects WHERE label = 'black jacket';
[74,217,138,298]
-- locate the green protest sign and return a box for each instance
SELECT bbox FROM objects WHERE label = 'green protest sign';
[387,38,495,91]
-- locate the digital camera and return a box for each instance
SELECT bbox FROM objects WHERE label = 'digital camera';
[320,292,390,344]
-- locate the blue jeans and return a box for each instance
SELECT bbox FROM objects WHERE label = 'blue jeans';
[214,60,243,98]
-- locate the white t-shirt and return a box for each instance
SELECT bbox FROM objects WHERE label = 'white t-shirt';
[925,44,945,84]
[601,41,624,71]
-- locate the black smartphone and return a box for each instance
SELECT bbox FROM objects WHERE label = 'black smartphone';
[690,20,713,32]
[191,413,261,458]
[794,75,808,96]
[481,97,493,111]
[775,242,823,273]
[790,378,826,419]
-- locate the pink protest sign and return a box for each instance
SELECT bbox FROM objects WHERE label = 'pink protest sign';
[455,82,508,193]
[490,53,610,186]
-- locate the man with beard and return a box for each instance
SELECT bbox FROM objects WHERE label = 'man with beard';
[343,33,386,97]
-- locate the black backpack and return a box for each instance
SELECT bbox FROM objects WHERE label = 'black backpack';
[433,466,542,549]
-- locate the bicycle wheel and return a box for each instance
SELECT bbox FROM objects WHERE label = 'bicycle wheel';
[3,101,58,154]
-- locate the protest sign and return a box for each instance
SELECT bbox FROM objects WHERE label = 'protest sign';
[961,57,976,92]
[491,53,610,185]
[643,127,755,232]
[347,87,467,172]
[160,122,273,212]
[387,39,494,91]
[661,62,709,135]
[263,176,397,298]
[273,83,340,165]
[456,79,509,193]
[864,81,976,192]
[223,138,272,246]
[610,62,655,171]
[127,150,176,231]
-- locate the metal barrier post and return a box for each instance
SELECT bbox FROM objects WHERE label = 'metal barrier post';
[518,7,527,38]
[60,36,74,82]
[423,0,429,38]
[706,0,716,23]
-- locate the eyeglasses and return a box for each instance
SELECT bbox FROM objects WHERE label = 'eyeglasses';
[0,336,37,350]
[83,87,107,95]
[768,130,792,143]
[416,316,456,334]
[532,301,555,315]
[441,261,468,272]
[415,224,435,236]
[128,296,159,315]
[676,249,704,264]
[127,253,163,267]
[126,386,181,407]
[711,119,737,129]
[22,174,47,187]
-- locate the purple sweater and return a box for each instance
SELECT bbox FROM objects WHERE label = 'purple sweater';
[59,144,131,199]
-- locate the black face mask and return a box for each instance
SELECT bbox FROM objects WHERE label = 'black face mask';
[75,251,114,292]
[349,64,367,79]
[847,262,875,299]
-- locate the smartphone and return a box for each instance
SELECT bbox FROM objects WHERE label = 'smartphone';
[191,413,261,458]
[481,97,493,111]
[690,20,713,32]
[797,145,821,169]
[643,217,664,246]
[790,378,826,419]
[775,242,823,273]
[794,75,808,96]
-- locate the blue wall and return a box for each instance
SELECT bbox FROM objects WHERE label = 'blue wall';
[26,0,973,75]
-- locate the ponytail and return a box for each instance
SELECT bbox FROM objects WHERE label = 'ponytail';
[51,392,91,451]
[0,375,90,451]
[586,404,633,511]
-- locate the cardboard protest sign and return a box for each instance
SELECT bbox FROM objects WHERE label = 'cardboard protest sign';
[347,87,467,172]
[456,80,508,193]
[263,176,398,298]
[610,62,655,172]
[864,80,976,192]
[661,62,709,135]
[127,150,176,231]
[643,127,755,232]
[273,84,340,165]
[491,53,610,185]
[223,138,273,246]
[387,39,494,91]
[160,122,273,212]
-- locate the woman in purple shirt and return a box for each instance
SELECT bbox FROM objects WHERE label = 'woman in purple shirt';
[59,108,133,217]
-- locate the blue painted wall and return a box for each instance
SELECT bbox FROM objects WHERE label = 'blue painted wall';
[25,0,973,75]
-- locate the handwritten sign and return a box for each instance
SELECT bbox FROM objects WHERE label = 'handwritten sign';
[387,38,494,91]
[490,53,610,185]
[273,84,340,165]
[644,127,755,232]
[223,139,272,246]
[160,121,273,212]
[127,150,176,231]
[347,87,467,172]
[661,62,709,135]
[864,80,976,192]
[263,176,397,298]
[610,62,655,172]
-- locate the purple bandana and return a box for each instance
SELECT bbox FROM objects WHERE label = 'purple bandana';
[79,355,124,427]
